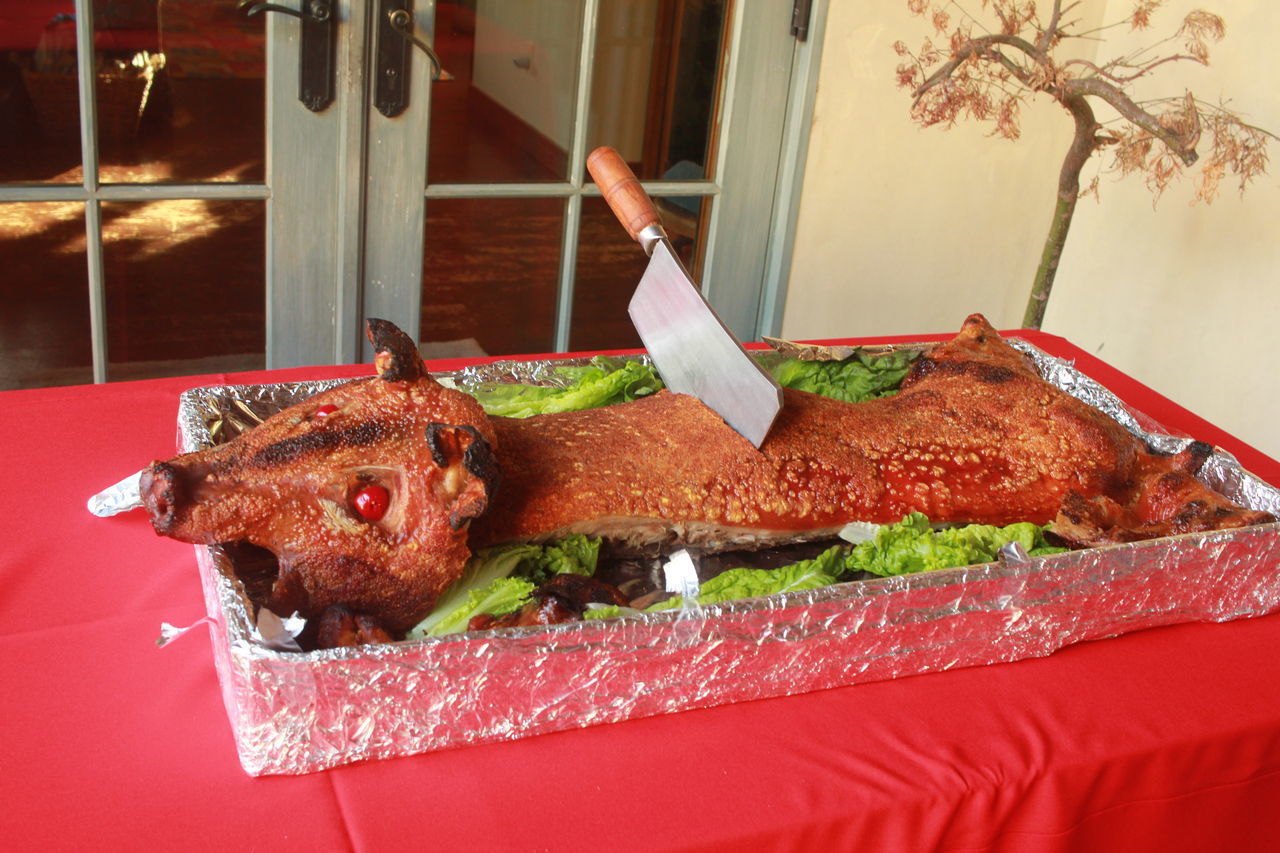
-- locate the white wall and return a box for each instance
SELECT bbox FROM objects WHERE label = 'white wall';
[783,0,1280,461]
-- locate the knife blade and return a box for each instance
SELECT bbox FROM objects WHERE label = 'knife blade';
[586,146,783,448]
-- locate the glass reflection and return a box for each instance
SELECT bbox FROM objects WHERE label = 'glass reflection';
[426,1,726,186]
[94,0,265,183]
[420,196,563,356]
[1,3,82,182]
[428,1,586,184]
[587,0,726,180]
[102,199,265,380]
[0,1,265,184]
[569,193,708,352]
[0,202,93,388]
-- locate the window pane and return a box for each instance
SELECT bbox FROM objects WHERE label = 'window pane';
[0,202,93,388]
[2,6,82,183]
[102,199,265,380]
[428,1,585,184]
[94,1,265,183]
[570,193,709,352]
[420,196,563,356]
[587,0,727,181]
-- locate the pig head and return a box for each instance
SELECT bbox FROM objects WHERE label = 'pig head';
[140,319,500,634]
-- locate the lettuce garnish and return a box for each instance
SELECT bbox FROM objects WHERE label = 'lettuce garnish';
[769,349,918,403]
[469,357,664,418]
[640,546,847,613]
[405,534,601,638]
[407,517,1064,637]
[845,512,1065,577]
[465,347,919,419]
[586,514,1064,621]
[411,576,536,638]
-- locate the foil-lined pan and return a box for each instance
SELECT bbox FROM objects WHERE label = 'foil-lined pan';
[145,341,1280,775]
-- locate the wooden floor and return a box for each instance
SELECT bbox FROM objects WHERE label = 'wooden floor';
[0,3,671,389]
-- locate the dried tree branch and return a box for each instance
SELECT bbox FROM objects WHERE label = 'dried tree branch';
[1036,0,1066,52]
[1063,77,1199,164]
[912,33,1048,103]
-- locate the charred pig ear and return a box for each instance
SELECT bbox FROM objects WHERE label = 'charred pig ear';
[426,423,501,529]
[365,318,426,382]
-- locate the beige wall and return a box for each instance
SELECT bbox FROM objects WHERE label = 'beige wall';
[783,0,1280,461]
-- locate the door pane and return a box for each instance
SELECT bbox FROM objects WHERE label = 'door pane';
[428,0,586,184]
[0,202,94,388]
[94,1,265,183]
[569,194,709,351]
[102,198,265,380]
[2,4,81,183]
[420,196,564,356]
[587,0,727,180]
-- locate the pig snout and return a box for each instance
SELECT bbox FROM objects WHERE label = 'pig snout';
[140,458,228,542]
[140,461,185,535]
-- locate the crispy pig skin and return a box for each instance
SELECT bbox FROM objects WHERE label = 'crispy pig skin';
[140,315,1273,639]
[472,314,1272,551]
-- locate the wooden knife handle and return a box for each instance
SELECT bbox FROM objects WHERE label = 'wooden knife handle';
[587,146,663,244]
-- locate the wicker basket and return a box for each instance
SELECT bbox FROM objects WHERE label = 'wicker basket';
[21,65,157,145]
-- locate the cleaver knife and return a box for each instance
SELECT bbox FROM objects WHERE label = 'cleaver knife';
[587,146,783,448]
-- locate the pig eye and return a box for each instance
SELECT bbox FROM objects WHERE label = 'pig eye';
[352,484,390,521]
[313,404,338,418]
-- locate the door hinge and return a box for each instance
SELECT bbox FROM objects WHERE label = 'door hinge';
[790,0,812,42]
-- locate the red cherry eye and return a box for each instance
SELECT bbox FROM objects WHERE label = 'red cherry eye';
[314,404,338,417]
[353,484,390,521]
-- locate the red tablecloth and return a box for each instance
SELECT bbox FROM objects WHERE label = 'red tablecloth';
[4,329,1280,851]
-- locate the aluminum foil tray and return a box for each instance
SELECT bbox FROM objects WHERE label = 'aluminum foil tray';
[170,341,1280,776]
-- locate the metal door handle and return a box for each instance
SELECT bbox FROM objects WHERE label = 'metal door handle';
[239,0,335,112]
[375,3,452,118]
[387,8,453,82]
[240,1,328,20]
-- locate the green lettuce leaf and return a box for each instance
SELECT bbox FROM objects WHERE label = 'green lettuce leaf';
[469,357,663,418]
[411,515,1066,633]
[582,604,626,621]
[404,535,604,638]
[589,518,1064,621]
[412,576,536,638]
[523,533,600,585]
[404,544,541,639]
[769,349,917,403]
[844,512,1065,577]
[643,545,847,612]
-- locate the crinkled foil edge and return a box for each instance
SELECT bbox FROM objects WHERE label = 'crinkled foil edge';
[173,344,1280,775]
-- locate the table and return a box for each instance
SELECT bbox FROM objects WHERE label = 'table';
[4,328,1280,851]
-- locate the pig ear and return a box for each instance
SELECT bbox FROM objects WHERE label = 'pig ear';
[426,423,501,529]
[366,318,426,382]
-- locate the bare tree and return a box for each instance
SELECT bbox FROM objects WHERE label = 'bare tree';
[894,0,1275,328]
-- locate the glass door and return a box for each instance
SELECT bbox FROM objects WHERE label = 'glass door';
[357,0,807,361]
[1,0,813,387]
[0,0,269,387]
